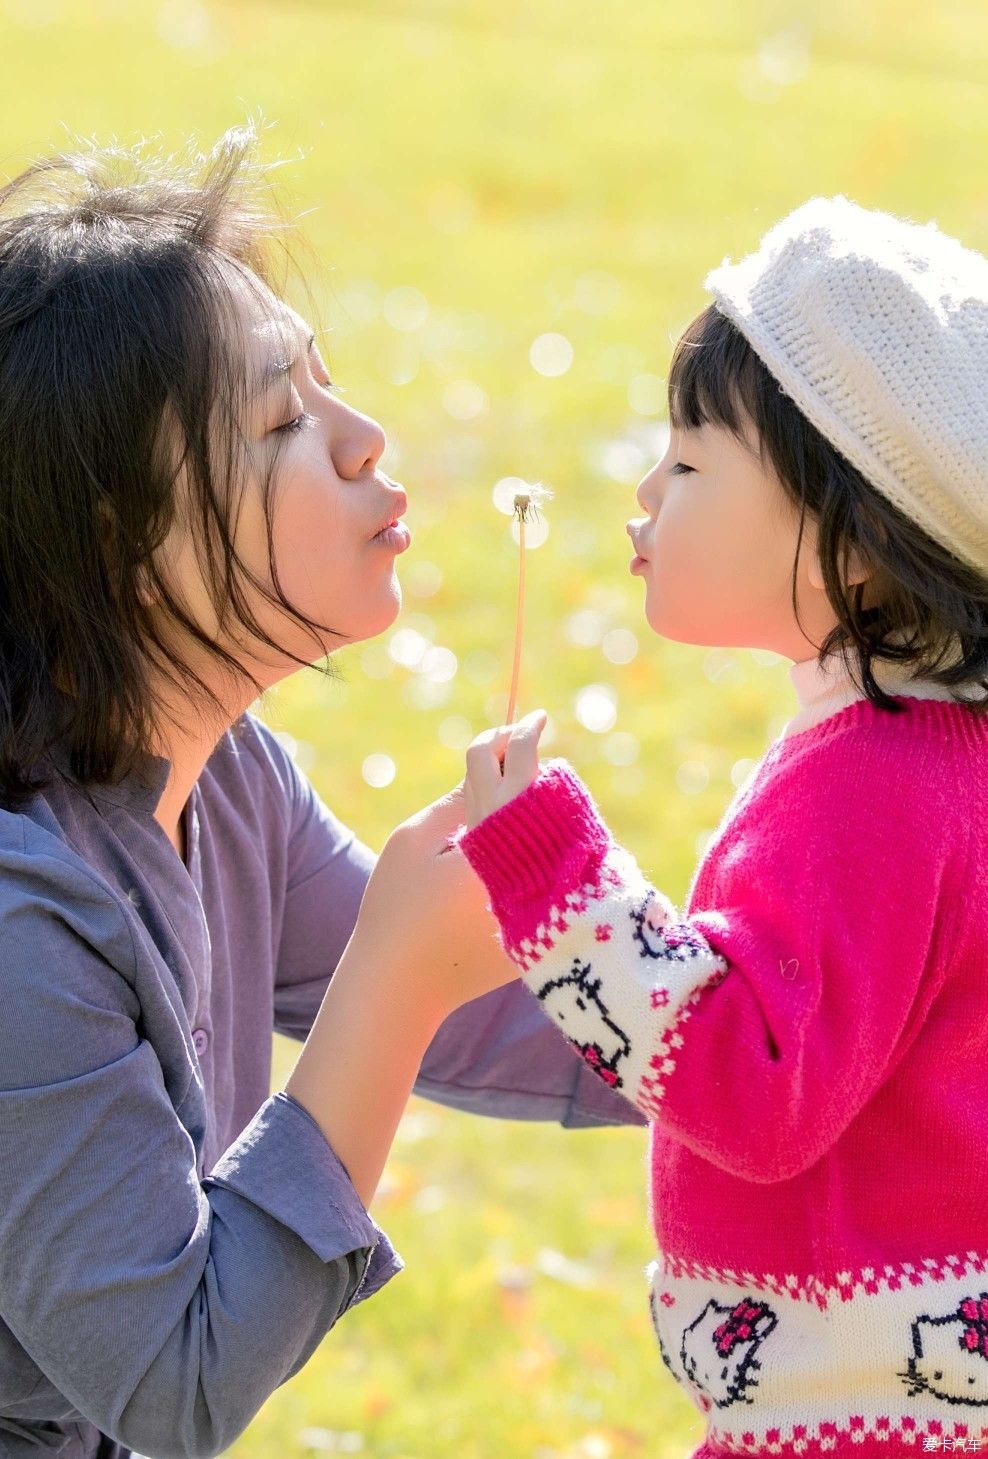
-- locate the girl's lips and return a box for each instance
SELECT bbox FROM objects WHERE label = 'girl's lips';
[627,518,652,557]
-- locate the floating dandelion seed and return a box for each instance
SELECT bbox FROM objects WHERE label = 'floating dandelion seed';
[506,482,553,725]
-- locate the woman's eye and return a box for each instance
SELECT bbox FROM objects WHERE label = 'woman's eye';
[274,411,314,436]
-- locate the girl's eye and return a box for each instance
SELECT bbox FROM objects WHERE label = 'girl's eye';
[670,462,694,475]
[318,377,341,395]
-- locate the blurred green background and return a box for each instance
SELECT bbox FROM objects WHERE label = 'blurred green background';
[3,0,986,1454]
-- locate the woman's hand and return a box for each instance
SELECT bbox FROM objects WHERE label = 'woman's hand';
[463,708,547,830]
[347,780,519,1024]
[286,718,544,1204]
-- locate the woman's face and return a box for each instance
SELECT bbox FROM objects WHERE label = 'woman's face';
[152,269,411,690]
[626,416,866,660]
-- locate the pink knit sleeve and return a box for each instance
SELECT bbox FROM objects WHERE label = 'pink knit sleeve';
[455,757,729,1103]
[455,749,959,1184]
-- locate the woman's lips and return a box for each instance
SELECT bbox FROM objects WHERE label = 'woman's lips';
[371,521,412,553]
[371,485,409,536]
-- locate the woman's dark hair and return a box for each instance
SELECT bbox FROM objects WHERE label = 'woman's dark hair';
[0,125,345,811]
[667,302,988,715]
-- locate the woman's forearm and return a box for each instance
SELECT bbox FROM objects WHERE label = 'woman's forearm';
[284,943,446,1208]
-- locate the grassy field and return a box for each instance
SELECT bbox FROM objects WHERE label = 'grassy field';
[2,1,987,1453]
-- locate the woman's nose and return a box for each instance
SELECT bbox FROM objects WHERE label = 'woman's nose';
[332,400,387,480]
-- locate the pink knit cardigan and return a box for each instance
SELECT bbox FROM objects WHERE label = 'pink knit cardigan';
[456,695,988,1458]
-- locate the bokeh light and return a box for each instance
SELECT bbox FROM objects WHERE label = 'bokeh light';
[675,760,710,795]
[404,559,443,597]
[419,646,458,683]
[529,332,574,377]
[361,753,396,788]
[601,628,638,665]
[602,731,639,766]
[574,684,618,734]
[510,512,550,549]
[388,627,431,669]
[438,716,474,750]
[442,379,487,420]
[627,373,666,416]
[566,609,605,647]
[383,285,430,332]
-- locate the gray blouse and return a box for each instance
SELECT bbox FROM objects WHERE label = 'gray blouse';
[0,708,643,1459]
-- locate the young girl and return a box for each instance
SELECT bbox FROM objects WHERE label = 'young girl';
[0,131,640,1459]
[452,196,988,1455]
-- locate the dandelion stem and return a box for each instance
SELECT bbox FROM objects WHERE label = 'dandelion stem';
[503,483,550,727]
[507,508,527,725]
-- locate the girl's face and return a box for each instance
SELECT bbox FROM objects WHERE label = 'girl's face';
[626,417,869,660]
[153,270,410,690]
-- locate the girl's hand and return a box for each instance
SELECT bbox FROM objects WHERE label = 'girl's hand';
[348,781,519,1022]
[464,708,548,830]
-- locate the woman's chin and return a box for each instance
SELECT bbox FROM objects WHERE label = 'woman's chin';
[349,586,404,646]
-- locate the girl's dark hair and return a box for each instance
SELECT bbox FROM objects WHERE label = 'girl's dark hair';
[0,125,345,812]
[668,302,988,715]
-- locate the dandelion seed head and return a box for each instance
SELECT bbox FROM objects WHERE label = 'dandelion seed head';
[512,481,553,524]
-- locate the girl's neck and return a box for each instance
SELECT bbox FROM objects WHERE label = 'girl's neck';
[784,629,972,739]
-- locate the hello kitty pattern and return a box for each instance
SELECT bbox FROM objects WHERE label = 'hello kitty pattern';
[901,1294,988,1406]
[645,1255,988,1452]
[510,840,729,1120]
[681,1295,779,1409]
[536,959,631,1088]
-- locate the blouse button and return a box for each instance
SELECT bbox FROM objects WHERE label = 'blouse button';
[192,1028,209,1056]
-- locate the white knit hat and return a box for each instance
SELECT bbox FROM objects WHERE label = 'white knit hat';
[704,194,988,577]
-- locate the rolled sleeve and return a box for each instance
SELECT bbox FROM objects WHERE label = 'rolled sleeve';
[204,1090,403,1310]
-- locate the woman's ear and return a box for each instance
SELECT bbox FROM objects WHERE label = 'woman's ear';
[98,499,159,610]
[135,567,157,611]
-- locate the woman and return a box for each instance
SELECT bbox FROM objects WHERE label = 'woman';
[0,129,640,1459]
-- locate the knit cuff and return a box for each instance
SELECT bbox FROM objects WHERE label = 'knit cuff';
[455,759,613,942]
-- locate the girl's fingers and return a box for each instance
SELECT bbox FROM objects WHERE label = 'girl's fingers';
[502,709,547,789]
[462,711,547,830]
[465,725,513,800]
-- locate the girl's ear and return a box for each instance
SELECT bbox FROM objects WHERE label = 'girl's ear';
[807,541,874,594]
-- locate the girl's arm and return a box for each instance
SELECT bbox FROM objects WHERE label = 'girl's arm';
[455,748,961,1184]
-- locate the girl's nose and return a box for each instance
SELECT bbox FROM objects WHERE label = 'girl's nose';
[332,400,387,480]
[636,459,664,514]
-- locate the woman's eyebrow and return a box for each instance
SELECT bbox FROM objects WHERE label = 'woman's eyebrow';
[255,331,316,395]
